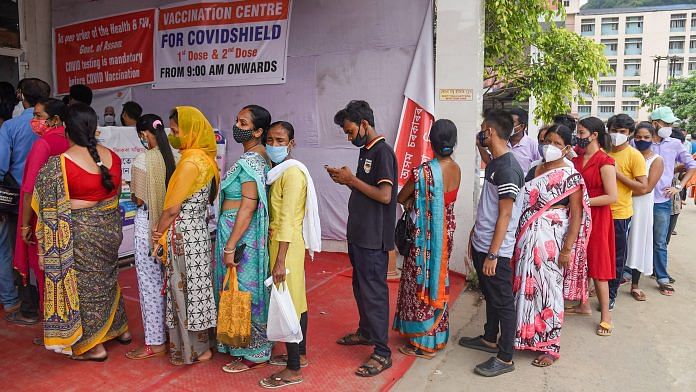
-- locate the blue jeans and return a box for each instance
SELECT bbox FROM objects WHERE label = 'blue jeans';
[652,201,672,285]
[0,217,19,310]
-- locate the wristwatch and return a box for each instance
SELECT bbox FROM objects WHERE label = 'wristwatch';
[486,252,498,260]
[675,184,683,190]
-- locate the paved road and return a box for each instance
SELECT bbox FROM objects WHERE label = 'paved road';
[394,206,696,392]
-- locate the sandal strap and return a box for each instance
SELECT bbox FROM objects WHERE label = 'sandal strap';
[370,353,390,366]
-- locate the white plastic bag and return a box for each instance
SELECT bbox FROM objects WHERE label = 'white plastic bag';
[265,276,303,343]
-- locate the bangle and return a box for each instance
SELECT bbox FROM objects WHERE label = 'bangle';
[223,247,235,254]
[21,226,31,230]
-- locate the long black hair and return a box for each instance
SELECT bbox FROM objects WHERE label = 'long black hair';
[64,103,115,191]
[136,114,177,188]
[579,116,611,151]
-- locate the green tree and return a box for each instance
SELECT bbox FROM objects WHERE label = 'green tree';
[635,75,696,132]
[485,0,610,122]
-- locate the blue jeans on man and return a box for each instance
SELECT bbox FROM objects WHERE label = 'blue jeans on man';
[652,200,672,286]
[0,217,19,311]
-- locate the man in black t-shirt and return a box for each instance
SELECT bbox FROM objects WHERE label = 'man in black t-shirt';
[328,100,396,377]
[459,110,523,377]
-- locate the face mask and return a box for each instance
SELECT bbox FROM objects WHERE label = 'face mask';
[233,124,255,144]
[541,144,564,162]
[657,126,672,139]
[610,132,628,146]
[635,140,652,151]
[351,123,367,148]
[266,145,289,164]
[140,137,149,149]
[576,136,592,149]
[104,114,116,125]
[30,118,50,136]
[168,134,182,149]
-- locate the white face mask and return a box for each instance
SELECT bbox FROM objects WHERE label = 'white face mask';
[542,144,564,162]
[610,132,628,146]
[103,114,116,124]
[657,126,672,139]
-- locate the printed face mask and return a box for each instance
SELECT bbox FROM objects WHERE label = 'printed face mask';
[610,132,628,146]
[657,126,673,139]
[542,144,564,162]
[634,140,652,151]
[351,122,367,148]
[575,136,592,149]
[168,134,182,149]
[266,145,289,164]
[30,118,50,136]
[233,124,255,144]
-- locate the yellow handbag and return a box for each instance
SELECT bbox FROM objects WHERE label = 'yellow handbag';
[216,267,252,347]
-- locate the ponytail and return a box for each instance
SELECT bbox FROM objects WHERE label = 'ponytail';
[136,113,177,188]
[65,103,115,191]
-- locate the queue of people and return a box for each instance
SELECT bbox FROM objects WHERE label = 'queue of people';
[1,76,693,384]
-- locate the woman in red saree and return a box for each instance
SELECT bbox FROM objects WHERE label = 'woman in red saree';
[512,125,591,367]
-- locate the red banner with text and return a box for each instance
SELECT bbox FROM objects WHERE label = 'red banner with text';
[394,98,434,187]
[53,9,155,95]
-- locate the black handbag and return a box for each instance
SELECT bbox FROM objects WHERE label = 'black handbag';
[395,209,414,256]
[0,173,20,215]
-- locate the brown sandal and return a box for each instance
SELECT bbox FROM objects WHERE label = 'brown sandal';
[336,332,373,346]
[125,345,166,360]
[398,344,435,360]
[631,289,647,301]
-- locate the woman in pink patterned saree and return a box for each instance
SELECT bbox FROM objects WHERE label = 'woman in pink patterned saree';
[511,125,591,367]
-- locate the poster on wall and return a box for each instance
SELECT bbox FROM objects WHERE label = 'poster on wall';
[153,0,292,89]
[53,9,155,95]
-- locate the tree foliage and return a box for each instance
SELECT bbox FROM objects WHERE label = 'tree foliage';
[583,0,696,10]
[485,0,610,122]
[635,75,696,132]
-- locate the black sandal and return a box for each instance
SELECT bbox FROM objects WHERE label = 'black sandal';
[336,332,373,346]
[355,353,392,377]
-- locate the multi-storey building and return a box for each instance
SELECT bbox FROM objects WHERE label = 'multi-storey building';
[566,2,696,121]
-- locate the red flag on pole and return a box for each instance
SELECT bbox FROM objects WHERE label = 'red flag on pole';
[394,0,435,188]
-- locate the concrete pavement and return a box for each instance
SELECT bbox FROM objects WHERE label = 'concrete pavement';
[393,205,696,392]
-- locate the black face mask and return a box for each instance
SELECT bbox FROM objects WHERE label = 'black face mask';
[233,124,255,144]
[351,122,367,148]
[477,130,488,146]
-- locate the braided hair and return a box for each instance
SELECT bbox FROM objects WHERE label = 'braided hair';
[64,103,115,191]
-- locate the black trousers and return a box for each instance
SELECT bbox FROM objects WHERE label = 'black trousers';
[286,312,308,371]
[348,243,391,358]
[472,250,515,363]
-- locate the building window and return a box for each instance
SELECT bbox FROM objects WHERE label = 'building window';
[669,36,685,54]
[602,39,619,56]
[626,16,644,34]
[690,36,696,53]
[598,101,615,117]
[581,19,595,36]
[563,0,570,7]
[692,14,696,29]
[578,105,592,116]
[606,59,617,76]
[671,13,687,32]
[622,80,640,97]
[622,102,639,117]
[624,38,642,55]
[601,17,619,35]
[669,59,684,77]
[624,59,641,77]
[689,58,696,73]
[599,81,616,97]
